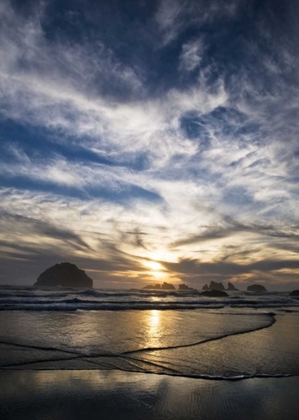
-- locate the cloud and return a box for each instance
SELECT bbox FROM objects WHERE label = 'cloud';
[0,0,299,288]
[179,38,204,72]
[0,1,228,171]
[0,211,90,251]
[154,0,246,46]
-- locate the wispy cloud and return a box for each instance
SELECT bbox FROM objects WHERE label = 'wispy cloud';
[179,38,204,72]
[0,0,299,289]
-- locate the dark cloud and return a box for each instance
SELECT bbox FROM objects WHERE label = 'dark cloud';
[0,211,90,251]
[171,218,284,248]
[163,257,299,286]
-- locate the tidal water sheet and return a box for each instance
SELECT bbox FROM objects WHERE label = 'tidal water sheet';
[0,286,299,379]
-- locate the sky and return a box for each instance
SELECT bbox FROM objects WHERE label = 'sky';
[1,0,299,290]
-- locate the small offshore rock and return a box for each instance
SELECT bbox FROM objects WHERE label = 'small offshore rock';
[178,284,197,291]
[247,284,267,292]
[227,282,239,291]
[161,282,175,290]
[202,281,225,291]
[143,284,161,290]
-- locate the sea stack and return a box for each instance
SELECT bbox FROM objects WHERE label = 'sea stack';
[227,282,239,291]
[247,284,267,292]
[143,282,176,290]
[178,284,195,291]
[143,284,161,290]
[202,281,225,291]
[34,262,93,288]
[161,282,175,290]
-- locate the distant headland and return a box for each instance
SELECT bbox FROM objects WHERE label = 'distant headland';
[34,262,93,288]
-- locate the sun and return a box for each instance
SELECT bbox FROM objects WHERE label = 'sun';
[142,260,167,279]
[143,261,163,271]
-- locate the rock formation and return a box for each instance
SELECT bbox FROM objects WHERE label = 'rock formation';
[34,262,93,288]
[143,282,175,290]
[247,284,267,292]
[202,281,225,291]
[179,283,198,292]
[290,290,299,296]
[227,282,239,291]
[201,290,228,297]
[161,282,175,290]
[143,284,161,290]
[178,284,195,291]
[210,281,225,291]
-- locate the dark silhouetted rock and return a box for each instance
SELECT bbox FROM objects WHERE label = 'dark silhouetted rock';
[201,290,228,297]
[161,282,175,290]
[227,282,239,291]
[247,284,267,292]
[34,263,93,288]
[290,290,299,296]
[143,282,175,290]
[178,284,197,291]
[143,284,161,290]
[202,281,225,291]
[210,281,225,291]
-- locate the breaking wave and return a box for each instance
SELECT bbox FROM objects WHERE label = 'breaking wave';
[0,286,298,310]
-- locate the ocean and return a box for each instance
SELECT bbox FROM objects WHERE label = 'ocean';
[0,286,299,380]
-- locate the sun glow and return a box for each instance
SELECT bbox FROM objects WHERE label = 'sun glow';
[142,260,168,279]
[143,261,163,271]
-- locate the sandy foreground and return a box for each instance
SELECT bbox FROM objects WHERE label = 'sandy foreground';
[0,370,299,420]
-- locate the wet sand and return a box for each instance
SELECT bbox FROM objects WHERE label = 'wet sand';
[0,370,299,420]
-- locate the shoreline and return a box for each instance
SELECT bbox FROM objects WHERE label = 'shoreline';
[1,370,299,419]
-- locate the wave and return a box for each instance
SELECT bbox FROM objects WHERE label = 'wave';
[139,372,293,381]
[78,289,205,298]
[0,289,203,299]
[0,286,298,311]
[0,302,226,311]
[1,301,298,311]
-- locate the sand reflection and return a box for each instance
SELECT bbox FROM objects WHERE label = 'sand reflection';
[150,310,160,328]
[1,370,298,420]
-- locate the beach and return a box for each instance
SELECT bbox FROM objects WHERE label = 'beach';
[0,286,299,418]
[1,371,299,420]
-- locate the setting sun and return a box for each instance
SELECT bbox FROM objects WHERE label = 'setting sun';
[143,260,163,272]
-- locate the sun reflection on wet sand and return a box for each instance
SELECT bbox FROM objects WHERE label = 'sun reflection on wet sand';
[150,310,160,328]
[139,310,164,349]
[3,370,299,420]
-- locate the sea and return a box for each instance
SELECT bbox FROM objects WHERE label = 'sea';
[1,286,299,380]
